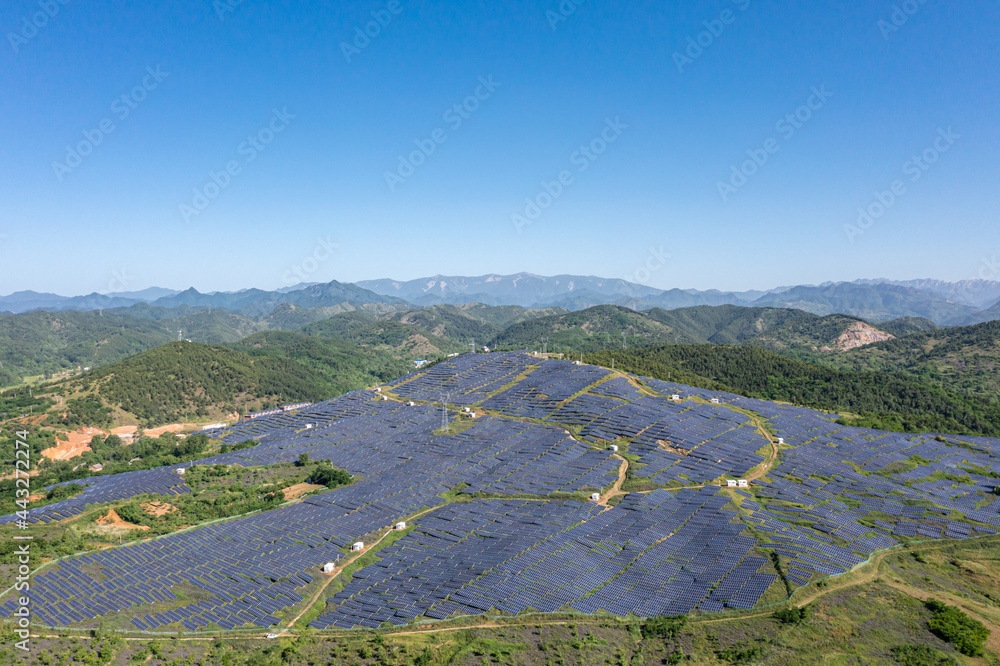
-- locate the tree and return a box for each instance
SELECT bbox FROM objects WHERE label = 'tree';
[310,465,352,489]
[296,453,310,467]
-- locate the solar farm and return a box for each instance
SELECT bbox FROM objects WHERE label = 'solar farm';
[3,351,1000,635]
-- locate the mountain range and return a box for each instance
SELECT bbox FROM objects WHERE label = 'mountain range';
[4,274,996,326]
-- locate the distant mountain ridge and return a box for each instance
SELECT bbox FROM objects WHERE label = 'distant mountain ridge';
[4,275,999,326]
[355,273,998,325]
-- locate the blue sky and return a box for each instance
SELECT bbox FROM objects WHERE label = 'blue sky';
[2,0,998,295]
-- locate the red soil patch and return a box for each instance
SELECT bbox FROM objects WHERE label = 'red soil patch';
[282,483,324,501]
[96,509,149,531]
[41,427,107,461]
[141,501,178,517]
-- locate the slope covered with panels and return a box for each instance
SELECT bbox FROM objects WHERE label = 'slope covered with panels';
[2,352,999,632]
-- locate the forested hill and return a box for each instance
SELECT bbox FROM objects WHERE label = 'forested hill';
[585,345,1000,436]
[56,338,408,427]
[822,319,1000,400]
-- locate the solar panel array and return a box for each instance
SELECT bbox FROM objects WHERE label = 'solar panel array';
[3,351,999,632]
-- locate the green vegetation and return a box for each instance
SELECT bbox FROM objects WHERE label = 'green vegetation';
[772,606,809,625]
[309,464,353,488]
[585,345,1000,436]
[925,599,990,656]
[108,461,351,534]
[821,319,1000,401]
[641,614,686,640]
[49,337,409,427]
[890,644,958,665]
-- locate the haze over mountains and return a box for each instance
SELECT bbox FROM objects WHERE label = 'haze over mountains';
[3,274,998,326]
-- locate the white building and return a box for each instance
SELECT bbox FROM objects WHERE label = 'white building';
[322,562,336,573]
[737,479,749,488]
[395,522,406,530]
[351,541,364,552]
[609,445,618,452]
[670,394,681,401]
[590,493,601,502]
[710,398,721,404]
[777,437,784,445]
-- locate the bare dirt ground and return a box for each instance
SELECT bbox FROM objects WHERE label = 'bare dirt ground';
[141,501,178,517]
[282,483,324,501]
[41,427,107,461]
[95,509,149,532]
[142,423,202,438]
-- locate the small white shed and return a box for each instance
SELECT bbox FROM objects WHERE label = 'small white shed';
[322,562,336,573]
[395,521,406,530]
[609,445,619,452]
[726,479,738,488]
[737,479,749,488]
[590,493,601,502]
[351,541,364,552]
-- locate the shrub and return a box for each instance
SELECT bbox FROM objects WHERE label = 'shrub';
[773,606,809,625]
[310,465,352,489]
[925,599,989,657]
[890,644,958,666]
[642,615,686,640]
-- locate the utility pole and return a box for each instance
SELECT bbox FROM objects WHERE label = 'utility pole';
[469,340,476,354]
[622,332,627,351]
[541,337,548,354]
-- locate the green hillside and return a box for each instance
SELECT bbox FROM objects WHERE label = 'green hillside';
[53,338,407,427]
[488,304,693,352]
[488,304,890,356]
[823,320,1000,400]
[586,345,1000,436]
[0,310,174,385]
[303,313,465,358]
[879,317,940,336]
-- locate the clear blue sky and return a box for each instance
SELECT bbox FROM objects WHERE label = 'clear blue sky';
[2,0,998,295]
